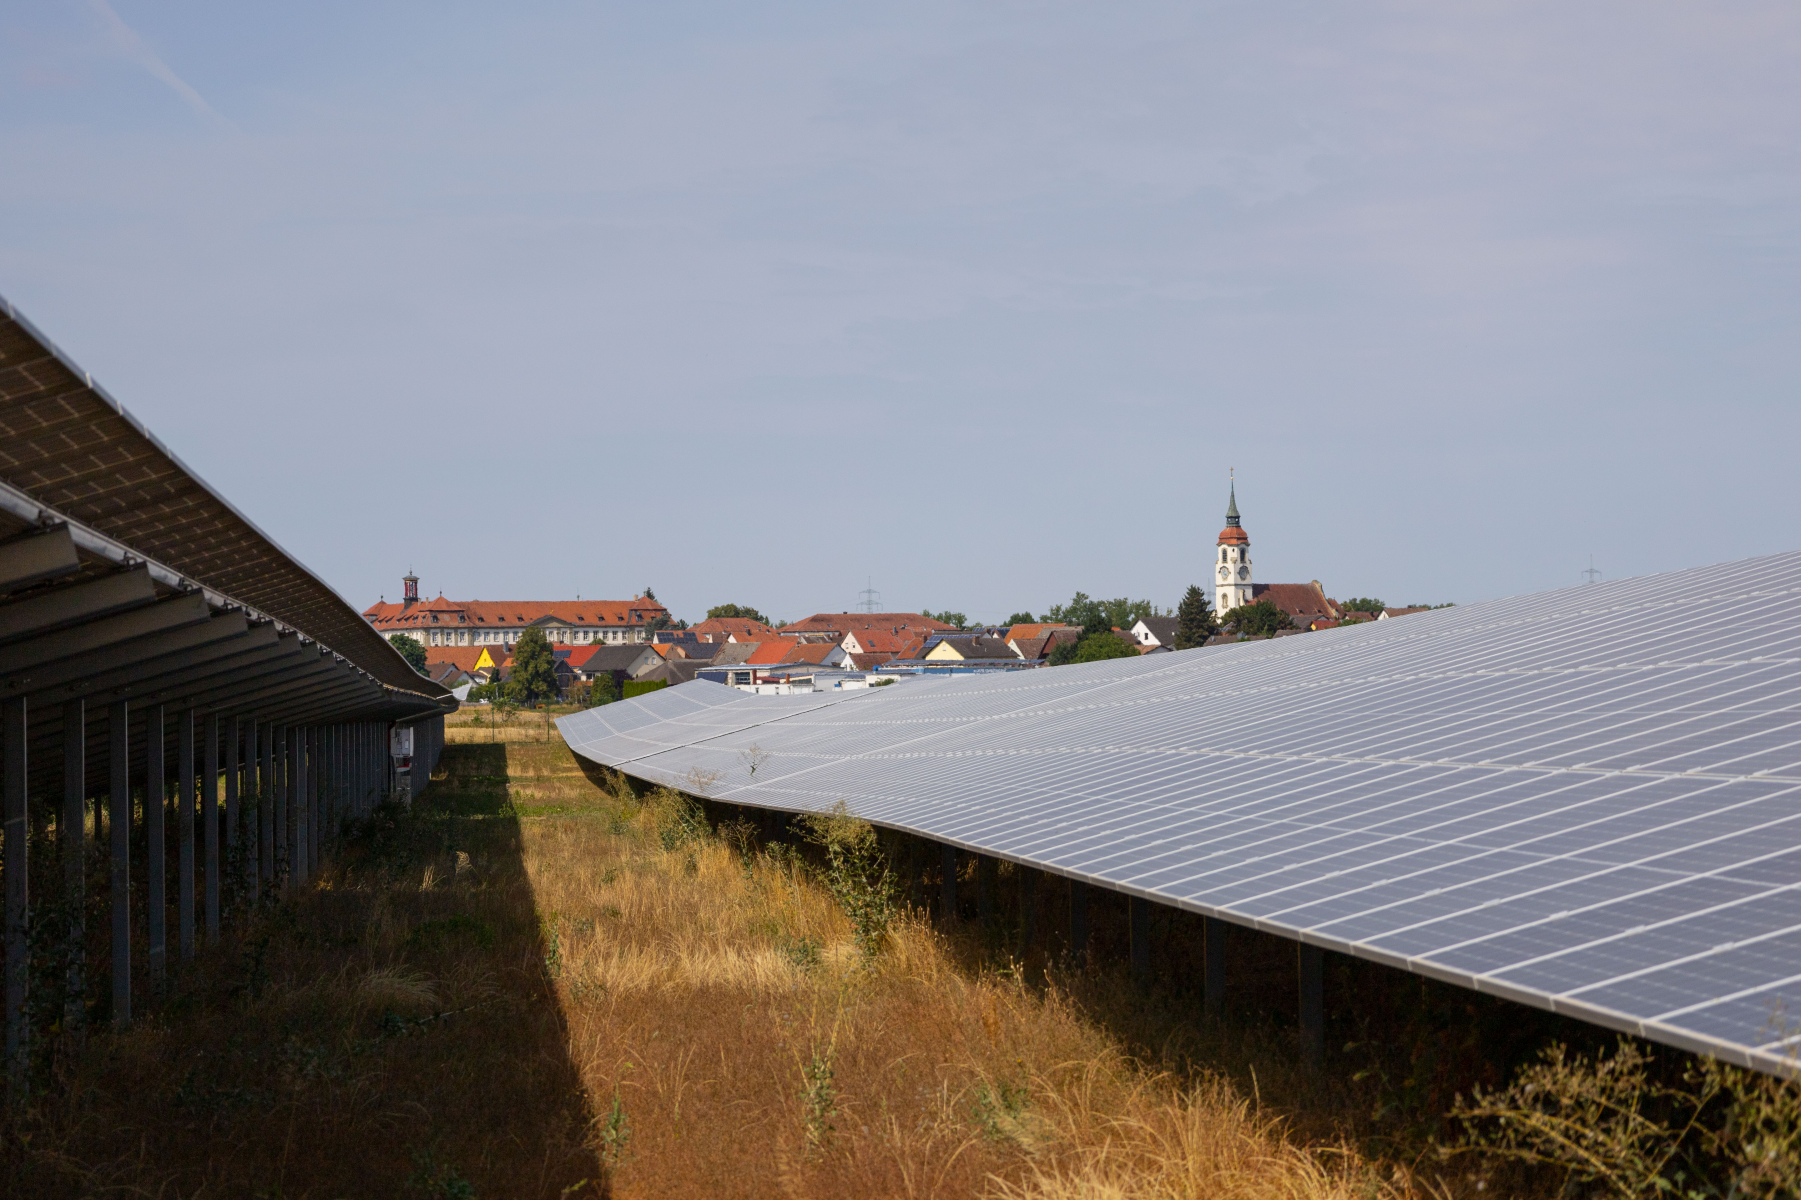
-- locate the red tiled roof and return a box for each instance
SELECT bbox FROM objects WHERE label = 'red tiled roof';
[846,629,920,654]
[1004,622,1073,644]
[692,616,780,642]
[745,639,806,665]
[1250,583,1337,621]
[780,612,957,637]
[845,652,894,670]
[422,646,494,671]
[1217,526,1249,546]
[782,643,840,665]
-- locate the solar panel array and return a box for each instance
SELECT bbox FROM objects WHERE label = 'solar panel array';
[560,553,1801,1073]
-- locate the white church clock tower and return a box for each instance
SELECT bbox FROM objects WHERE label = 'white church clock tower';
[1215,477,1252,614]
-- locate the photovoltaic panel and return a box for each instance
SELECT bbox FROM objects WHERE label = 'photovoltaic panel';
[560,553,1801,1073]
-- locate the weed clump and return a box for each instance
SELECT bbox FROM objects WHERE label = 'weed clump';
[798,802,897,961]
[1451,1037,1801,1198]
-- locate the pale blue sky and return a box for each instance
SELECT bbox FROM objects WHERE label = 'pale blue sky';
[3,2,1797,623]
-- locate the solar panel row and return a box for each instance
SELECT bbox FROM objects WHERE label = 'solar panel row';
[559,552,1801,1073]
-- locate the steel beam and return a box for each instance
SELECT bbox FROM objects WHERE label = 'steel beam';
[2,601,238,698]
[0,589,207,681]
[0,525,78,591]
[0,567,155,645]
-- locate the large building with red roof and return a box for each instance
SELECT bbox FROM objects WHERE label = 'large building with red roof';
[362,572,671,651]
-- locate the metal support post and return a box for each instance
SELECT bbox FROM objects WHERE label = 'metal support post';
[224,714,239,899]
[178,709,195,960]
[1204,916,1226,1017]
[4,697,28,1103]
[1129,895,1151,990]
[1069,879,1089,968]
[1019,866,1037,957]
[977,854,997,933]
[1298,943,1324,1071]
[62,699,85,1044]
[940,842,957,922]
[108,699,131,1028]
[241,716,256,895]
[906,839,922,911]
[202,712,219,944]
[306,727,318,875]
[294,726,309,885]
[275,725,290,887]
[259,721,274,889]
[146,703,166,994]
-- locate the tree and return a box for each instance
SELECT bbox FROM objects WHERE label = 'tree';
[1341,597,1386,614]
[1071,632,1140,663]
[506,627,559,703]
[1003,611,1036,627]
[391,634,429,675]
[1044,593,1169,631]
[642,586,658,602]
[1221,599,1293,637]
[923,609,968,628]
[588,673,619,707]
[707,603,771,626]
[1173,585,1218,650]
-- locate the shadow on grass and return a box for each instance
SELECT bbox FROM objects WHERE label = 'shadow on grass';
[0,755,606,1199]
[673,793,1600,1192]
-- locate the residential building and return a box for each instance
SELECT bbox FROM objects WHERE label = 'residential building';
[576,644,664,691]
[923,635,1019,662]
[1129,616,1179,648]
[1380,606,1433,620]
[363,572,670,650]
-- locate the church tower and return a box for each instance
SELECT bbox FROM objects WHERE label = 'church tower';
[1215,478,1252,614]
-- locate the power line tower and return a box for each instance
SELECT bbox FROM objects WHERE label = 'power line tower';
[1582,555,1602,585]
[857,576,882,613]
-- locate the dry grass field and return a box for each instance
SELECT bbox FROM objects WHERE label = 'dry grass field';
[15,705,1778,1197]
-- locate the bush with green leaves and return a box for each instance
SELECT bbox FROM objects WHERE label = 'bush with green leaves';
[1221,598,1293,637]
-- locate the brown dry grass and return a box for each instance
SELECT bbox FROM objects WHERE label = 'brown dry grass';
[1,718,1502,1198]
[527,775,1421,1199]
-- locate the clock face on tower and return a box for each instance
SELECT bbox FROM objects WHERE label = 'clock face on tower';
[1218,567,1229,579]
[1237,567,1248,580]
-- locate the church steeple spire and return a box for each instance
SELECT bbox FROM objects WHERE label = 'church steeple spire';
[1215,471,1252,614]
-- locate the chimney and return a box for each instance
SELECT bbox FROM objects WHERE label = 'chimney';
[403,571,420,609]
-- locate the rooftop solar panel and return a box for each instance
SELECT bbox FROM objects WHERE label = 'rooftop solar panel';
[559,553,1801,1073]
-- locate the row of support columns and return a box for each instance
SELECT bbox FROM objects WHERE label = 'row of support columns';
[929,841,1328,1069]
[2,704,411,1104]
